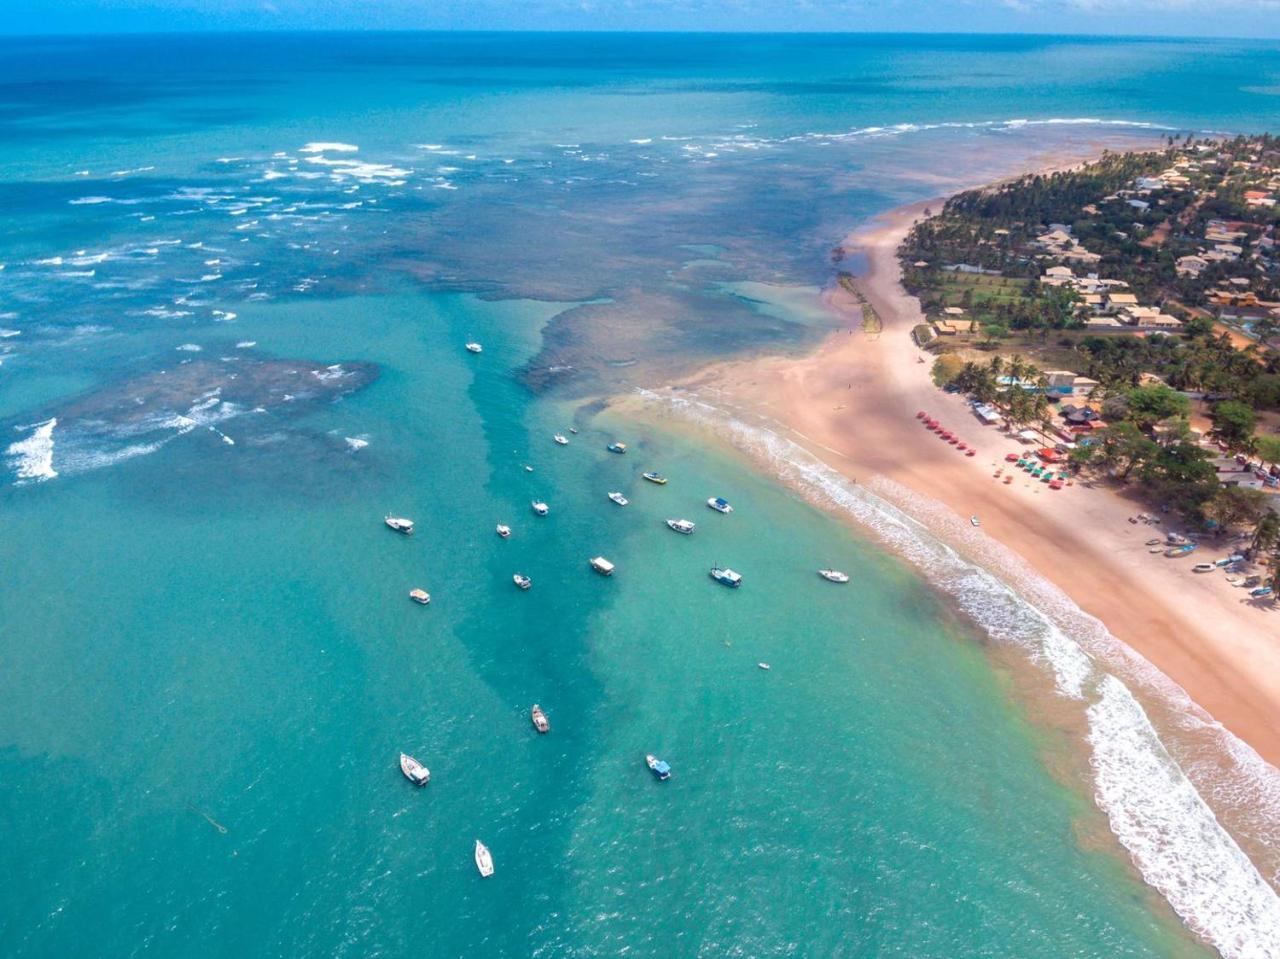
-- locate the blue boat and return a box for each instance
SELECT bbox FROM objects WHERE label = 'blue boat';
[646,754,671,780]
[1250,586,1274,598]
[709,565,742,588]
[707,497,733,514]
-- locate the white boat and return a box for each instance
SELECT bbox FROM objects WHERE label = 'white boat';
[385,515,414,535]
[607,442,627,454]
[666,518,695,535]
[707,497,733,514]
[496,524,511,538]
[531,704,550,734]
[710,565,742,588]
[465,342,483,354]
[590,556,615,576]
[554,434,569,445]
[608,491,628,506]
[531,500,549,516]
[474,840,494,877]
[645,754,671,780]
[1192,563,1215,573]
[818,569,849,583]
[513,573,532,590]
[400,753,430,786]
[757,662,771,671]
[569,428,578,434]
[970,516,981,528]
[409,588,431,605]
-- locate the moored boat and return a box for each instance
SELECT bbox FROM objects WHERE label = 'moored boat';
[666,518,695,535]
[970,516,980,527]
[642,471,667,484]
[496,524,511,538]
[645,754,671,781]
[531,704,550,733]
[707,497,733,513]
[608,491,629,506]
[709,564,742,588]
[554,434,569,445]
[385,514,414,535]
[607,442,627,454]
[1192,563,1215,573]
[409,588,431,605]
[590,556,615,576]
[758,662,771,671]
[400,753,430,786]
[1251,586,1274,598]
[531,500,549,516]
[513,573,532,590]
[474,840,494,877]
[818,569,849,583]
[465,341,483,354]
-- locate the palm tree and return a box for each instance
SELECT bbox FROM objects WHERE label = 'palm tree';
[1251,511,1280,559]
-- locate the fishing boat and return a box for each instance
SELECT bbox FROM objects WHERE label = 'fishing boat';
[465,342,483,354]
[642,471,667,485]
[707,497,733,514]
[531,500,549,516]
[385,515,414,535]
[1165,544,1197,557]
[474,840,494,877]
[554,434,569,446]
[1251,586,1274,598]
[513,574,532,590]
[666,518,695,535]
[970,516,981,527]
[409,588,431,605]
[709,565,742,588]
[530,704,550,734]
[590,556,615,576]
[400,753,430,786]
[608,491,629,506]
[645,754,672,781]
[496,524,511,538]
[607,442,627,454]
[818,569,849,583]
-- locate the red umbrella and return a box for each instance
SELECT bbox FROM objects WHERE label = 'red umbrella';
[1005,453,1019,462]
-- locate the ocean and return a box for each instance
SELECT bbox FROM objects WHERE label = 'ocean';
[2,32,1279,958]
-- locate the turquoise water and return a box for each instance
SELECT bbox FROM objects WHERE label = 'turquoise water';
[3,32,1279,957]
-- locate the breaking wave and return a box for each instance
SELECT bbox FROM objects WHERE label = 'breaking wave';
[637,388,1280,959]
[6,418,58,482]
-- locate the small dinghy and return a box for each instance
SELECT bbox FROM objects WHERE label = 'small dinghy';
[409,588,431,605]
[608,491,629,506]
[758,662,771,671]
[645,754,671,781]
[385,515,414,535]
[531,704,550,734]
[474,840,494,877]
[465,342,483,354]
[496,524,511,538]
[970,516,981,527]
[400,753,430,786]
[554,434,569,446]
[531,500,549,516]
[513,573,532,590]
[818,569,849,583]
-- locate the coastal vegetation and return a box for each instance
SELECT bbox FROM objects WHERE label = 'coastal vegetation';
[905,136,1280,586]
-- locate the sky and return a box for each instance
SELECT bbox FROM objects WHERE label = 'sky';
[2,0,1279,38]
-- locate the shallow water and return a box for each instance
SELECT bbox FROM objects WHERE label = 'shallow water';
[3,31,1279,958]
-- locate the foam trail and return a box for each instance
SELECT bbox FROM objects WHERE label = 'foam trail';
[638,388,1280,959]
[7,418,58,482]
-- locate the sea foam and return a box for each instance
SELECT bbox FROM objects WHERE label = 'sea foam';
[638,388,1280,959]
[7,418,58,482]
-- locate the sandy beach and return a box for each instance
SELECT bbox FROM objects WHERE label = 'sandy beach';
[652,198,1280,774]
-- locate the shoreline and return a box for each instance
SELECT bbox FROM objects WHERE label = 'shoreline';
[609,155,1280,953]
